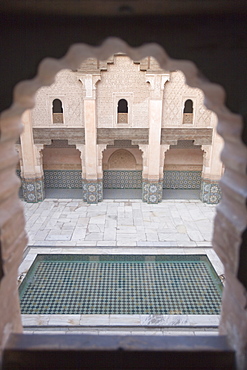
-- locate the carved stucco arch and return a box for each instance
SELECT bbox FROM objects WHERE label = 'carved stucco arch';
[107,149,137,170]
[1,37,247,367]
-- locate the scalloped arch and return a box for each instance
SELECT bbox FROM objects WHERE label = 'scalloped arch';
[1,37,247,369]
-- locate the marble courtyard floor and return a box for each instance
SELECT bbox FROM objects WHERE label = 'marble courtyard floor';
[19,199,223,336]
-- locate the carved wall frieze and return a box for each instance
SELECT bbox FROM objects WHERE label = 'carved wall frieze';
[33,128,85,145]
[97,128,149,145]
[162,71,212,127]
[161,128,213,145]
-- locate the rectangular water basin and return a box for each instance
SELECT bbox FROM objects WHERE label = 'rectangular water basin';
[19,254,222,316]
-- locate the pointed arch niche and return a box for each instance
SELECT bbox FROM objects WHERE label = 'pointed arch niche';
[102,145,143,198]
[1,38,247,368]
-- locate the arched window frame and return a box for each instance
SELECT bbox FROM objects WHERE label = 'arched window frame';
[113,92,133,127]
[51,97,65,124]
[182,98,194,124]
[117,99,128,123]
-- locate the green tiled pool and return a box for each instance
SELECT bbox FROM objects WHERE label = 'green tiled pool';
[19,255,223,315]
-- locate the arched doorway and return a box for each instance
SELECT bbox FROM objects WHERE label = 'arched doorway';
[43,140,82,198]
[103,146,143,199]
[163,141,203,199]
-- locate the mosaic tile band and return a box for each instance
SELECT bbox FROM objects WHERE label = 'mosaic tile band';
[163,171,202,190]
[142,180,163,204]
[44,170,82,189]
[103,170,142,189]
[82,180,103,204]
[19,254,222,315]
[22,177,45,203]
[17,170,221,204]
[200,180,221,204]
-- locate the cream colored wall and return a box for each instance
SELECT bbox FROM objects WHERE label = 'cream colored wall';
[31,69,84,128]
[97,55,150,128]
[20,110,43,178]
[164,148,203,171]
[43,148,81,170]
[162,71,212,127]
[28,56,221,183]
[31,57,213,132]
[202,112,224,180]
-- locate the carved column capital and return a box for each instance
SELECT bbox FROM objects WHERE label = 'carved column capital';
[75,144,85,159]
[97,144,107,172]
[146,73,170,99]
[138,144,148,156]
[78,73,101,99]
[161,144,170,156]
[34,144,44,153]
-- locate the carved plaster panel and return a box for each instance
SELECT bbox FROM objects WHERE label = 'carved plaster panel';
[33,128,85,145]
[161,128,213,145]
[97,55,150,128]
[108,149,137,170]
[32,69,83,127]
[162,71,212,127]
[79,74,101,99]
[97,128,149,145]
[146,73,169,100]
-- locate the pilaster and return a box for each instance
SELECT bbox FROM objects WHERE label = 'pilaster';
[143,73,169,203]
[79,74,102,203]
[20,111,44,202]
[200,114,224,204]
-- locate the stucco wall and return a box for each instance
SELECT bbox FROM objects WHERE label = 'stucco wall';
[32,69,84,128]
[102,148,143,170]
[97,55,150,128]
[43,147,81,170]
[164,148,203,171]
[162,71,212,127]
[31,57,214,132]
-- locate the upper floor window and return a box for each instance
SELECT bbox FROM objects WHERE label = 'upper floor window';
[52,99,64,124]
[183,99,193,124]
[117,99,128,123]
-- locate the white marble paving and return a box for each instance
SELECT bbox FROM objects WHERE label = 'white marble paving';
[20,199,224,331]
[23,329,219,336]
[23,199,217,248]
[21,314,220,328]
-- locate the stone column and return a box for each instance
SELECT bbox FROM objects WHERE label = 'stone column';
[20,110,44,202]
[79,74,101,203]
[75,144,85,201]
[143,73,169,203]
[200,113,224,204]
[160,144,170,194]
[97,144,107,202]
[139,144,148,202]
